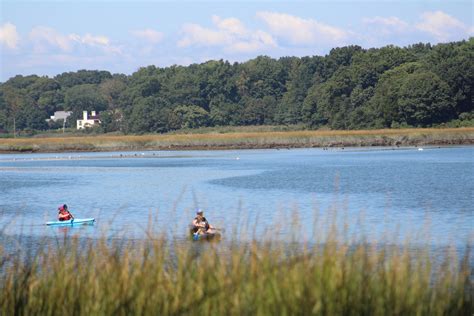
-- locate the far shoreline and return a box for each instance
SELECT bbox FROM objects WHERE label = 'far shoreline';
[0,127,473,154]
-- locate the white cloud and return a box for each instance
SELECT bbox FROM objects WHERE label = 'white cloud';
[212,15,247,36]
[131,28,164,44]
[28,26,121,55]
[178,15,276,53]
[178,23,228,47]
[416,11,471,41]
[71,33,110,46]
[363,16,409,33]
[29,26,73,52]
[0,22,20,49]
[227,30,277,53]
[256,11,348,45]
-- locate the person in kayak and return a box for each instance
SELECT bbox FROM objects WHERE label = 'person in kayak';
[58,204,74,221]
[192,209,214,234]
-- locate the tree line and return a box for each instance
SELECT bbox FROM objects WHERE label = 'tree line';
[0,39,472,135]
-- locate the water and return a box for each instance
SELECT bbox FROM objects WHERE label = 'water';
[0,146,472,248]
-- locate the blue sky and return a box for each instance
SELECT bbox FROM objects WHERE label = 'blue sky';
[1,0,472,81]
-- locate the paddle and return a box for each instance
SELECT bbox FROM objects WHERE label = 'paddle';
[208,226,224,233]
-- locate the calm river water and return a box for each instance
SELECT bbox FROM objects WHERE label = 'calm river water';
[0,146,472,247]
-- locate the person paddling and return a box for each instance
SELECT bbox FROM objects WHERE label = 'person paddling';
[192,209,214,234]
[58,204,74,221]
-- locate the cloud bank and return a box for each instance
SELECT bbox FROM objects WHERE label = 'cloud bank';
[256,11,348,46]
[415,11,473,41]
[131,28,164,44]
[1,9,472,81]
[178,15,276,53]
[0,22,20,49]
[28,26,119,54]
[363,16,409,34]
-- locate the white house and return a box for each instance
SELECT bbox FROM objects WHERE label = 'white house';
[48,111,72,122]
[77,111,101,129]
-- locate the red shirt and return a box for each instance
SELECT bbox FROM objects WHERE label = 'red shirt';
[58,210,72,221]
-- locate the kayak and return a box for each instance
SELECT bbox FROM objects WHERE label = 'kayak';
[192,231,221,241]
[190,228,221,241]
[46,218,95,226]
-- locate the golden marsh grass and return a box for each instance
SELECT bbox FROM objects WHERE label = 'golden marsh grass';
[0,127,473,153]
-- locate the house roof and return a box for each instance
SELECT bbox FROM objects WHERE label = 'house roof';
[50,111,72,121]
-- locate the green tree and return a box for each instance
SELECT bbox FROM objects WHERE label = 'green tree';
[21,106,48,131]
[99,78,127,132]
[3,86,26,136]
[38,90,64,115]
[351,45,414,89]
[126,96,175,133]
[64,84,107,122]
[301,83,324,127]
[323,45,363,79]
[209,95,242,126]
[0,75,65,131]
[371,63,455,127]
[192,60,239,108]
[55,70,112,88]
[173,105,210,129]
[276,56,325,124]
[0,91,8,131]
[4,75,40,90]
[0,40,468,133]
[238,56,288,99]
[100,78,127,109]
[423,39,473,116]
[397,72,455,126]
[160,65,207,108]
[240,96,276,125]
[27,77,61,102]
[313,67,355,129]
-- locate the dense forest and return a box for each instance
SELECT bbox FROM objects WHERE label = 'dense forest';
[0,39,472,135]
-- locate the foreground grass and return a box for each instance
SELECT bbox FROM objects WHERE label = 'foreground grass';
[0,229,471,315]
[0,127,473,153]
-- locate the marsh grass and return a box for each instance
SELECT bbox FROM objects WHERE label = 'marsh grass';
[0,214,472,315]
[0,127,473,152]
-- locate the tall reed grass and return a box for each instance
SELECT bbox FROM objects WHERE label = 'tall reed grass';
[0,216,471,315]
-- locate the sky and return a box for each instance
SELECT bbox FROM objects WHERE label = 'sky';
[0,0,472,81]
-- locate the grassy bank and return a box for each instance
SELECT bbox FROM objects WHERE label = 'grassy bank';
[0,229,471,315]
[0,127,473,153]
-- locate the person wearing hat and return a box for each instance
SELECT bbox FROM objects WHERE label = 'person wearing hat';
[58,204,74,221]
[192,209,213,234]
